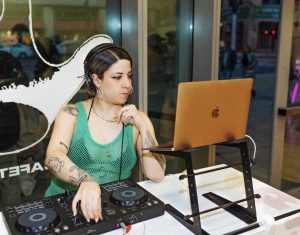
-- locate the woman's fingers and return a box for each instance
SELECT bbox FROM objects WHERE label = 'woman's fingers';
[97,198,103,220]
[84,194,102,222]
[73,183,102,222]
[87,202,95,221]
[117,105,137,125]
[72,194,80,216]
[80,191,90,221]
[122,111,134,125]
[91,194,102,221]
[87,193,99,221]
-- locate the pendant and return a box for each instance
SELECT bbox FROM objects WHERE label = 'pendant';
[106,150,112,158]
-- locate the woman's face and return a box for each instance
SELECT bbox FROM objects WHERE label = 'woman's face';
[99,59,132,104]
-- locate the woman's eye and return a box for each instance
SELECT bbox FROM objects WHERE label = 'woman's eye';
[111,76,121,80]
[128,74,133,79]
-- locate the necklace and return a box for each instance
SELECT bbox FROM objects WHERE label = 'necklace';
[105,149,112,158]
[92,106,118,123]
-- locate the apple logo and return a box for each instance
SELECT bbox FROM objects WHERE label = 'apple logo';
[212,106,219,118]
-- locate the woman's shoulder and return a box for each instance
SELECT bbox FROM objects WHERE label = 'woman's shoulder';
[61,99,92,113]
[57,99,89,119]
[57,104,79,120]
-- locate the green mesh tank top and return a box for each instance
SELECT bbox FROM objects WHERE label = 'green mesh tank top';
[45,101,137,197]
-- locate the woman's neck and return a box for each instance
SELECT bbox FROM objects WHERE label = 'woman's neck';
[92,97,123,121]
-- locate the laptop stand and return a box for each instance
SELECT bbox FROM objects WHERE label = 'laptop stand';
[150,138,261,235]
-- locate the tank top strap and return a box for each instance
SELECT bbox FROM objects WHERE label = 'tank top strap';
[124,123,135,152]
[72,101,88,143]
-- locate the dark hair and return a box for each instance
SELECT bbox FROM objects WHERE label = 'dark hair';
[84,44,132,92]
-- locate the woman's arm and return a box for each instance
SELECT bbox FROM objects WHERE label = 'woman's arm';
[136,112,166,182]
[116,105,166,182]
[45,105,88,185]
[45,105,102,222]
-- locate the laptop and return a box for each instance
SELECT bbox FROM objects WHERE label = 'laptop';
[147,78,253,151]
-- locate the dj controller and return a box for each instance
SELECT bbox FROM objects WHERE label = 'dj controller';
[2,179,165,235]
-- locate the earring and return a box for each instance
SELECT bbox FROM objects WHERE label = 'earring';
[97,87,104,97]
[129,86,133,94]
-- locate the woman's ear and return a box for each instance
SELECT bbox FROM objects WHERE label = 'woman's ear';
[91,73,102,88]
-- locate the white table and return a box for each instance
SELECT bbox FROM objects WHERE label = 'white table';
[1,164,300,234]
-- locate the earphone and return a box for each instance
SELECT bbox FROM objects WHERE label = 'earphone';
[84,43,126,89]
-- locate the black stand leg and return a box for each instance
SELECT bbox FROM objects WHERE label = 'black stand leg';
[150,139,260,234]
[184,152,201,229]
[151,149,208,235]
[203,139,260,224]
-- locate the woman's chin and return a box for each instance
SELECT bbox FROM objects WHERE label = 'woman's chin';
[112,100,127,106]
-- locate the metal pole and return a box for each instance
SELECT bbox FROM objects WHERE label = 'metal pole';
[231,0,239,50]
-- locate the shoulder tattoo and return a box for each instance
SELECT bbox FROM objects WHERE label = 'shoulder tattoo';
[62,106,78,117]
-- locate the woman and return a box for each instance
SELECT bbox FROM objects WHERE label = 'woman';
[44,43,166,222]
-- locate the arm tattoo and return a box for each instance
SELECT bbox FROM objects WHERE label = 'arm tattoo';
[143,130,156,147]
[141,130,166,170]
[47,157,64,174]
[70,165,86,180]
[62,106,78,117]
[69,165,95,185]
[69,176,78,185]
[59,141,69,151]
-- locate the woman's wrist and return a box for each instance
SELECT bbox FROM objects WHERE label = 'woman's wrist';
[134,118,148,133]
[78,174,96,186]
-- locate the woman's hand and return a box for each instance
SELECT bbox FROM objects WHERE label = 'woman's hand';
[117,104,145,129]
[72,179,102,222]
